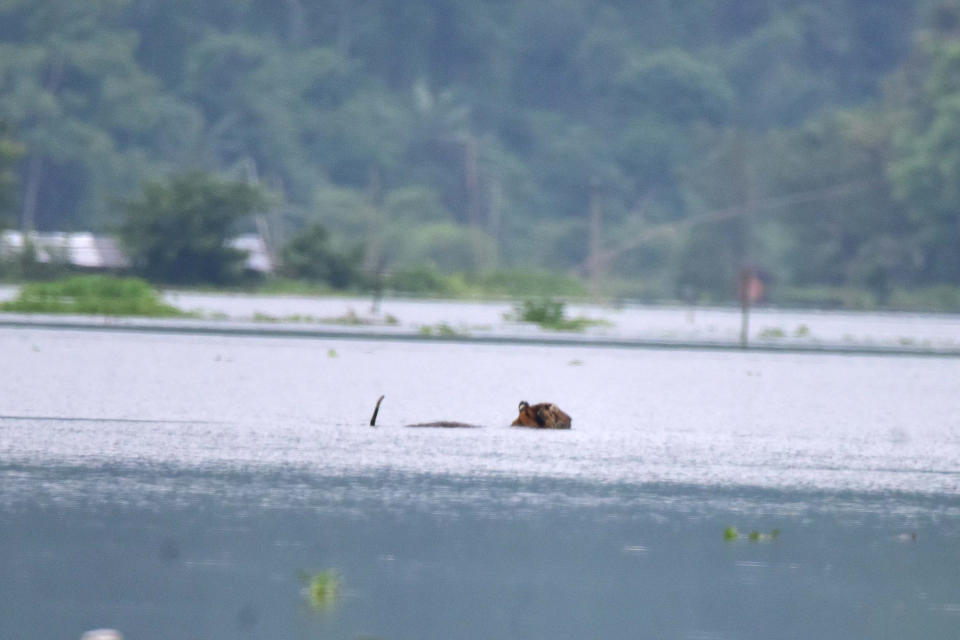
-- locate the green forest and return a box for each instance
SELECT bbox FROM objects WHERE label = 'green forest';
[3,0,960,308]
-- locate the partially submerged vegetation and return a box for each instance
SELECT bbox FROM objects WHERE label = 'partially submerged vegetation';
[418,322,464,337]
[0,275,185,317]
[372,266,588,300]
[758,327,787,339]
[756,324,814,340]
[250,309,399,326]
[724,526,781,542]
[298,570,340,612]
[507,298,608,332]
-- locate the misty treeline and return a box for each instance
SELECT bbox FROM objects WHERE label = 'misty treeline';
[2,0,960,306]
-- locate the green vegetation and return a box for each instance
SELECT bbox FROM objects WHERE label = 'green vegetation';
[419,322,464,337]
[0,276,184,316]
[508,298,607,332]
[280,222,363,289]
[725,526,781,542]
[298,570,340,612]
[4,2,960,308]
[250,309,396,326]
[758,327,787,339]
[387,265,467,297]
[384,267,587,300]
[118,172,268,285]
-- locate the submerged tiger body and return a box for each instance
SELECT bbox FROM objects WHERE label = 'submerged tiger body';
[511,400,572,429]
[369,395,572,429]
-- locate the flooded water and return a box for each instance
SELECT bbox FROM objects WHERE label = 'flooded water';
[4,284,960,350]
[2,325,959,639]
[162,290,960,350]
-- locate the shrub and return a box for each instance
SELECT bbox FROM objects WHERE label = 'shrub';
[118,172,267,285]
[509,297,606,331]
[280,222,363,288]
[388,264,467,296]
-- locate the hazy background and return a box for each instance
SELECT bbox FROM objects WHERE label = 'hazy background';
[3,1,960,307]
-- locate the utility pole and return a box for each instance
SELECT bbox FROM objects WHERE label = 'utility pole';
[488,177,502,269]
[737,133,757,348]
[739,268,751,348]
[365,164,385,314]
[587,178,603,299]
[20,154,41,234]
[463,136,481,228]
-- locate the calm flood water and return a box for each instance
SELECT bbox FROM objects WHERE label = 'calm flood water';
[1,326,959,639]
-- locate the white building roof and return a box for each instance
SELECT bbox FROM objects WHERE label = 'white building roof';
[0,231,274,272]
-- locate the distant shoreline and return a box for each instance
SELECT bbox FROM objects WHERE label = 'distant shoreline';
[2,313,958,358]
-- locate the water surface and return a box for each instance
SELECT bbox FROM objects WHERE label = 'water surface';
[1,327,958,639]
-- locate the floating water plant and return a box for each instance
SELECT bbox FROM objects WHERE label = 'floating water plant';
[725,526,780,542]
[758,326,786,339]
[299,569,341,611]
[753,529,780,542]
[249,309,405,326]
[418,322,462,337]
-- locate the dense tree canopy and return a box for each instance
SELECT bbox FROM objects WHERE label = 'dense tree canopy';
[118,172,267,284]
[3,0,960,304]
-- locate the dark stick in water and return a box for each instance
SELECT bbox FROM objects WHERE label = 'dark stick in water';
[370,395,385,426]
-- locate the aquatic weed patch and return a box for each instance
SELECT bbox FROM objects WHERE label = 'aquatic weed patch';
[724,526,781,542]
[298,569,341,612]
[507,297,608,332]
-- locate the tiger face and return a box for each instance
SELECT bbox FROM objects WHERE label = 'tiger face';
[511,400,572,429]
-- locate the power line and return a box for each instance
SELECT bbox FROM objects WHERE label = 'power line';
[593,177,883,269]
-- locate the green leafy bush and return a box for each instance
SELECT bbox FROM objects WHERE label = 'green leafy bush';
[509,297,606,331]
[388,264,467,296]
[280,222,363,289]
[466,269,587,298]
[0,275,185,316]
[118,172,267,285]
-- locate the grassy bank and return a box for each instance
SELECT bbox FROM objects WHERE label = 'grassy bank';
[0,275,186,316]
[4,268,960,315]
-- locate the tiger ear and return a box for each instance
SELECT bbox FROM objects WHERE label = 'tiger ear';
[518,400,529,411]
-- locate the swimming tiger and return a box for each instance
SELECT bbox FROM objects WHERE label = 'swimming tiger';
[511,400,572,429]
[369,396,572,429]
